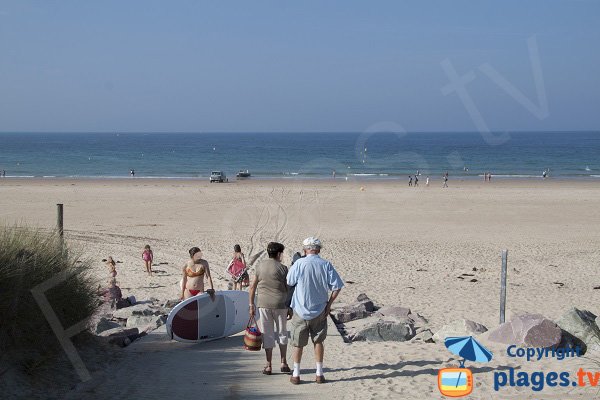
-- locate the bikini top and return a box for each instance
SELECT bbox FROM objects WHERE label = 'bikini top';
[186,262,205,278]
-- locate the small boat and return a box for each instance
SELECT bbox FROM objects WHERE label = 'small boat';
[236,169,251,178]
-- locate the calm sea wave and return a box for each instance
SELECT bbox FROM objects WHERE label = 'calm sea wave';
[0,132,599,180]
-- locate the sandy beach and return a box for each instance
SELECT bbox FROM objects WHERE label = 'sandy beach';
[2,178,600,399]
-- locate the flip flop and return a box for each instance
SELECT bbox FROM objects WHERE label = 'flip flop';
[281,364,291,373]
[262,366,272,375]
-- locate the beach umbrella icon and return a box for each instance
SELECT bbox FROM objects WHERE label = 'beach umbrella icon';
[445,336,493,366]
[443,336,493,391]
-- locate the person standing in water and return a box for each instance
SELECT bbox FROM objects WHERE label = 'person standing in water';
[408,176,412,187]
[443,174,448,188]
[414,175,419,187]
[425,176,430,187]
[181,247,215,300]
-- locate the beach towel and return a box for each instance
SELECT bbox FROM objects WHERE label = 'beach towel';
[227,258,247,280]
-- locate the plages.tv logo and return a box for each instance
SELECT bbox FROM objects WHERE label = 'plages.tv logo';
[438,336,493,397]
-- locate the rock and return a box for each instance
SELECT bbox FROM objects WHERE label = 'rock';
[92,317,121,334]
[488,313,561,348]
[433,319,488,343]
[375,307,428,326]
[98,327,140,338]
[331,303,371,323]
[98,327,146,347]
[356,293,370,302]
[556,308,600,352]
[376,306,411,319]
[162,299,180,309]
[411,329,434,343]
[115,298,133,310]
[113,304,166,319]
[126,314,167,330]
[350,318,416,342]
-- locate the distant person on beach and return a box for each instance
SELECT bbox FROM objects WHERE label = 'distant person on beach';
[332,170,336,179]
[443,174,448,188]
[488,173,492,182]
[142,245,154,276]
[248,242,292,375]
[414,175,419,187]
[287,237,344,385]
[542,170,547,179]
[181,247,215,300]
[408,176,412,187]
[130,169,135,177]
[1,170,5,178]
[425,176,430,187]
[106,256,117,278]
[228,244,249,290]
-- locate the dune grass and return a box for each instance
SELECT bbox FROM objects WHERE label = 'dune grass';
[0,226,100,369]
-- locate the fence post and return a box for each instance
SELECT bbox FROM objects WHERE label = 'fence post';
[500,250,508,324]
[57,204,64,244]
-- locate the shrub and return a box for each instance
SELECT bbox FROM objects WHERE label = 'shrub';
[0,226,100,367]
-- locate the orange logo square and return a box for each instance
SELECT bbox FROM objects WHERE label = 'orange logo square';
[438,368,473,397]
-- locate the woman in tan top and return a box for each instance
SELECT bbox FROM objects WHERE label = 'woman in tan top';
[181,247,215,300]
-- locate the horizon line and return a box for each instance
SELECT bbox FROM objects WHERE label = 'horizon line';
[0,130,599,135]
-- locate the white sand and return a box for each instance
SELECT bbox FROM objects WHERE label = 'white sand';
[2,178,600,399]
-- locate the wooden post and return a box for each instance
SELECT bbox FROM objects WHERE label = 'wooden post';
[500,250,508,324]
[57,204,64,242]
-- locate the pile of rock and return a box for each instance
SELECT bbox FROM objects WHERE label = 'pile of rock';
[486,308,600,354]
[331,294,430,343]
[90,298,171,348]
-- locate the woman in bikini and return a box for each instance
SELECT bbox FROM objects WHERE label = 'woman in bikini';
[181,247,215,300]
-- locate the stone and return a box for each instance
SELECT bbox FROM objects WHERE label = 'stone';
[113,304,166,319]
[433,319,488,343]
[92,317,121,334]
[350,318,416,342]
[115,298,132,309]
[376,306,412,319]
[411,329,434,343]
[488,314,561,348]
[162,299,180,309]
[356,293,370,302]
[98,327,140,338]
[330,303,371,323]
[97,327,145,347]
[556,308,600,352]
[126,314,167,330]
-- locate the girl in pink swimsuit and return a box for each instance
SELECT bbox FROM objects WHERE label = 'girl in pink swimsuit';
[142,245,154,276]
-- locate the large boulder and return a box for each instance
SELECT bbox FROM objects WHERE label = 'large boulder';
[113,304,166,320]
[376,306,428,326]
[98,327,145,347]
[92,317,121,334]
[411,328,434,343]
[556,308,600,352]
[433,319,488,343]
[126,314,167,330]
[488,313,561,348]
[330,294,375,323]
[349,318,416,342]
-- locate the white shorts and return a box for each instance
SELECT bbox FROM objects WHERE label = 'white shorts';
[258,308,289,349]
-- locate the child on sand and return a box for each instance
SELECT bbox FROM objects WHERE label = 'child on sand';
[106,256,117,278]
[142,245,154,276]
[227,244,249,290]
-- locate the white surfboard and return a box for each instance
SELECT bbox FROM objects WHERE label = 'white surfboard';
[166,290,258,343]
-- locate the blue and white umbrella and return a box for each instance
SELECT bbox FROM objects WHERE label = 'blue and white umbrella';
[445,336,493,366]
[444,336,493,389]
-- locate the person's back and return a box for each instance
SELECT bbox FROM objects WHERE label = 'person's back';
[255,258,289,309]
[288,254,339,320]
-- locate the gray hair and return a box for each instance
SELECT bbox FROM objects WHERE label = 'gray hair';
[303,244,321,251]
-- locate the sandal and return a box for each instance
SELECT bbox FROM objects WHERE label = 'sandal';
[262,365,272,375]
[280,364,291,374]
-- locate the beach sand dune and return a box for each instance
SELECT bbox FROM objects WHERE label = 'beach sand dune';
[2,178,600,398]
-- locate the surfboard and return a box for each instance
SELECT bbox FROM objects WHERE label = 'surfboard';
[166,290,257,343]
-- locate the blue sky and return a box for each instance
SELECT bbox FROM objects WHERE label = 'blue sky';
[0,1,598,132]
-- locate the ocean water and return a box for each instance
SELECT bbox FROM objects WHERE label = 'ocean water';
[0,132,599,180]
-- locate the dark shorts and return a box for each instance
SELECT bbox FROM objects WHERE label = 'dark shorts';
[290,310,328,347]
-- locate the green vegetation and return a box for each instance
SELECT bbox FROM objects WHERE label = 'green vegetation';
[0,226,100,369]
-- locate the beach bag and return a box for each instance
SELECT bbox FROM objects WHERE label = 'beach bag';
[227,258,246,280]
[243,315,262,351]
